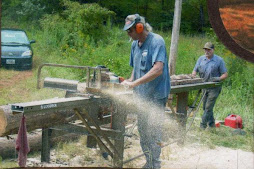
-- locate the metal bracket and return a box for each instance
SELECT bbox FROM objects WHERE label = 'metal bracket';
[74,108,121,159]
[37,63,109,90]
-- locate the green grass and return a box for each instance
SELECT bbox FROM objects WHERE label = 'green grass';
[0,158,18,168]
[187,119,253,152]
[0,68,65,105]
[53,136,110,166]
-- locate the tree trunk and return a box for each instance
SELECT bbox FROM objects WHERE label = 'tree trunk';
[0,96,109,137]
[200,4,204,34]
[137,0,139,13]
[0,130,81,159]
[144,0,149,17]
[0,105,77,137]
[169,0,183,75]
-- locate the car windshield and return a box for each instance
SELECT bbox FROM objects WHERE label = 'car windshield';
[1,30,30,45]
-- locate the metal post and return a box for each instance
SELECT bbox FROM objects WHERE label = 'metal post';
[86,67,90,88]
[86,135,97,148]
[98,68,102,89]
[111,104,127,167]
[41,128,51,162]
[176,92,188,144]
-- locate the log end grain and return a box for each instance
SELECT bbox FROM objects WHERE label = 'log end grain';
[0,106,8,136]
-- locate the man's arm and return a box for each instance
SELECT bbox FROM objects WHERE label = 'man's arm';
[219,72,228,81]
[217,58,228,81]
[210,72,228,82]
[121,61,163,88]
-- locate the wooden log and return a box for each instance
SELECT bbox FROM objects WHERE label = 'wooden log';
[0,97,111,137]
[0,105,76,137]
[0,129,81,159]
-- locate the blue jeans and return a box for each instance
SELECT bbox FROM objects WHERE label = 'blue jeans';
[137,97,167,169]
[201,87,222,128]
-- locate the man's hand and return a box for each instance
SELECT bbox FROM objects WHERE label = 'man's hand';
[210,77,221,82]
[190,74,196,79]
[191,71,197,78]
[121,80,135,88]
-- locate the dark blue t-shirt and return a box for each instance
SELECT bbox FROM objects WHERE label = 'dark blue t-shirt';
[130,32,170,99]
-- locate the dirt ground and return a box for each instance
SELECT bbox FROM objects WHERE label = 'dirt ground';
[23,128,254,169]
[161,143,254,169]
[24,141,254,169]
[0,70,33,89]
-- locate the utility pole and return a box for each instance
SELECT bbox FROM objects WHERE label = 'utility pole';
[169,0,182,75]
[167,0,183,110]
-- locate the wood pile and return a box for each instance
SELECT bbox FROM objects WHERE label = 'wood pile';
[170,74,204,86]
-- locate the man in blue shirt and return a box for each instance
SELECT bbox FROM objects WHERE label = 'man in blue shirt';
[192,42,228,129]
[121,14,170,169]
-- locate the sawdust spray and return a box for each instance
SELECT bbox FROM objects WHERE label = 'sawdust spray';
[99,87,182,145]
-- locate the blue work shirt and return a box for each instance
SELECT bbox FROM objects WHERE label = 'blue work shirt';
[193,54,227,82]
[129,32,170,99]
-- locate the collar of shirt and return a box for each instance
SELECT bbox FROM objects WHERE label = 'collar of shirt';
[137,32,152,48]
[205,54,215,61]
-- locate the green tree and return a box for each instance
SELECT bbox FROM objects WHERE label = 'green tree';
[181,0,209,34]
[40,0,115,61]
[2,0,63,24]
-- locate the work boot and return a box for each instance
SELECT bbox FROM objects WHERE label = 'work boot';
[200,123,207,130]
[153,160,161,169]
[208,123,215,128]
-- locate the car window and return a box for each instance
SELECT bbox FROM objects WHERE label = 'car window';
[1,30,30,45]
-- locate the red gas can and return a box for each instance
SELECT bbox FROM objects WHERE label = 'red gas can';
[224,114,243,129]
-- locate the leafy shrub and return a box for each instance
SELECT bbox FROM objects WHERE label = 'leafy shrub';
[40,0,115,49]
